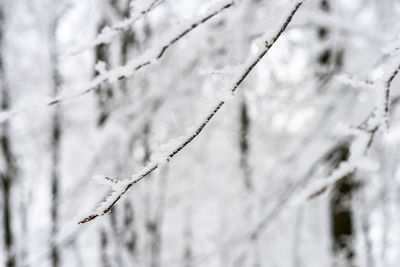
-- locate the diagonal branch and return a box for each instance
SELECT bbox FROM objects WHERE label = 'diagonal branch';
[384,63,400,129]
[0,0,234,124]
[78,1,304,224]
[69,0,167,55]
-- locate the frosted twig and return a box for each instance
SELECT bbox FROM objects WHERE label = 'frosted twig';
[0,1,234,124]
[384,63,400,129]
[301,62,400,199]
[78,1,304,224]
[93,174,119,187]
[335,73,374,89]
[291,51,400,203]
[68,0,166,55]
[346,61,400,140]
[250,133,379,240]
[254,160,355,235]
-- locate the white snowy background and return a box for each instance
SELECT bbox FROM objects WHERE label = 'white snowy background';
[1,0,400,266]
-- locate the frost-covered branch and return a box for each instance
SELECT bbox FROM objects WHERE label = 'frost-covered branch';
[335,73,374,89]
[248,54,400,227]
[69,0,166,55]
[298,59,400,201]
[246,134,377,241]
[352,61,400,136]
[78,1,304,224]
[0,0,233,124]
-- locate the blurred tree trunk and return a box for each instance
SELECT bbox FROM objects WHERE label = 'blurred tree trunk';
[235,1,260,266]
[142,121,163,267]
[0,4,18,267]
[328,146,355,266]
[130,13,166,267]
[95,0,135,127]
[183,208,193,267]
[122,201,137,256]
[116,2,138,260]
[314,0,355,265]
[237,99,261,267]
[116,0,135,93]
[48,6,62,267]
[94,19,113,127]
[149,171,167,267]
[95,2,139,265]
[145,212,162,267]
[239,100,252,191]
[316,0,343,83]
[93,8,115,266]
[100,229,111,267]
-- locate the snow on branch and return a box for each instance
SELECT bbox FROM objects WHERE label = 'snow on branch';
[69,0,166,55]
[304,136,377,200]
[92,175,119,187]
[246,134,379,240]
[334,61,400,131]
[334,73,374,89]
[355,61,400,134]
[296,59,400,202]
[78,1,304,224]
[0,0,234,124]
[243,48,400,239]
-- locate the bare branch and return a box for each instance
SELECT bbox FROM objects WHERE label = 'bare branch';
[384,63,400,129]
[78,1,304,224]
[0,1,234,124]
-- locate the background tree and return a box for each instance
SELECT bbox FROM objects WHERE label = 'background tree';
[0,2,18,267]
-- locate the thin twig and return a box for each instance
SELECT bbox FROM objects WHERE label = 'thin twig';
[78,1,304,224]
[384,63,400,129]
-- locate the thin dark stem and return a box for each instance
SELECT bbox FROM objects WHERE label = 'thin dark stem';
[384,64,400,129]
[78,1,303,224]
